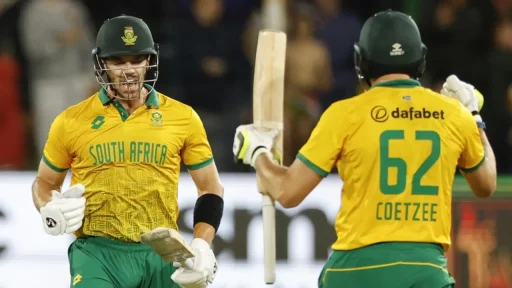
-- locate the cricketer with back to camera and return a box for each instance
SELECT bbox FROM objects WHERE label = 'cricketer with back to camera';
[32,15,224,288]
[233,9,497,288]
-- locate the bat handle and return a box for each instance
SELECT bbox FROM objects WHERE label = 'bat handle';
[262,194,276,284]
[180,258,194,270]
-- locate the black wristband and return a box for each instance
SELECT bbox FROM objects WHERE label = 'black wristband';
[193,193,224,232]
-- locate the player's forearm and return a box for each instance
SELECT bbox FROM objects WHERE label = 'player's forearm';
[461,126,497,198]
[473,129,497,196]
[194,185,224,245]
[197,182,224,198]
[479,129,497,179]
[189,165,225,245]
[193,222,216,244]
[254,153,288,203]
[32,178,56,211]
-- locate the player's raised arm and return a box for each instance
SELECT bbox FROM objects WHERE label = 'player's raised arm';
[458,122,496,198]
[252,151,323,208]
[440,75,497,197]
[181,108,224,243]
[233,103,344,208]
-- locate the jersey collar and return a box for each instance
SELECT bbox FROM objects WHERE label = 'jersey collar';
[98,84,160,108]
[371,79,421,89]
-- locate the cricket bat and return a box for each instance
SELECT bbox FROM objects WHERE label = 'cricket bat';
[253,29,287,284]
[141,227,194,269]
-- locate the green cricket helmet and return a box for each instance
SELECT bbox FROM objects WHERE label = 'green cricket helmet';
[92,15,159,100]
[354,10,427,87]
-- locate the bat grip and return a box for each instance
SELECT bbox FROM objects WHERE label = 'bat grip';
[262,194,276,284]
[180,258,194,270]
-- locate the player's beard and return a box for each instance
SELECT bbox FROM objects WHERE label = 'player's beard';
[110,73,146,100]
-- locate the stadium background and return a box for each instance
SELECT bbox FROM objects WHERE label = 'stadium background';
[1,0,512,287]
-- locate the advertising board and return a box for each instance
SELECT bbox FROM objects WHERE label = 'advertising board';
[1,172,511,288]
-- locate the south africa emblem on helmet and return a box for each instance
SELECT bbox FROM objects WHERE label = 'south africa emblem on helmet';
[121,26,137,46]
[151,111,163,126]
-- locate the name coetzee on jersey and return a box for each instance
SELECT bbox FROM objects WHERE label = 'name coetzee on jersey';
[371,106,445,122]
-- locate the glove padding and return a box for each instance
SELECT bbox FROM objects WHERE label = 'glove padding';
[40,184,86,236]
[440,75,479,113]
[233,124,279,166]
[171,238,217,288]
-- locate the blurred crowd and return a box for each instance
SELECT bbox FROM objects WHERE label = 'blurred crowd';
[1,0,512,173]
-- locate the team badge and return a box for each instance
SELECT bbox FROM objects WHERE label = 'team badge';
[122,26,137,46]
[151,111,163,126]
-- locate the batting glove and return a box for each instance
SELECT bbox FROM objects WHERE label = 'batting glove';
[233,124,279,166]
[171,238,217,288]
[40,184,86,236]
[440,75,479,114]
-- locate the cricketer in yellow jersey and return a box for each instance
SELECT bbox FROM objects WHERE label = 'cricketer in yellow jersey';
[233,10,497,288]
[32,15,224,288]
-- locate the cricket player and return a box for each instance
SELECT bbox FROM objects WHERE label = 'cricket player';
[32,15,224,288]
[233,10,497,288]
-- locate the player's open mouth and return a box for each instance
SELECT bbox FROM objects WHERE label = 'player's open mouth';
[121,80,138,90]
[123,80,137,87]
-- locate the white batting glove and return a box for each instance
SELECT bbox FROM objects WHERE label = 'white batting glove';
[40,184,86,236]
[440,75,479,113]
[233,124,279,166]
[171,238,217,288]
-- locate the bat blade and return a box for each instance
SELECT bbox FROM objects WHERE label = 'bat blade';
[141,227,194,269]
[252,29,286,285]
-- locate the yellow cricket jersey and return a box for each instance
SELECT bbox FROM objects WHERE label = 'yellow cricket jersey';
[298,79,485,252]
[42,86,213,242]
